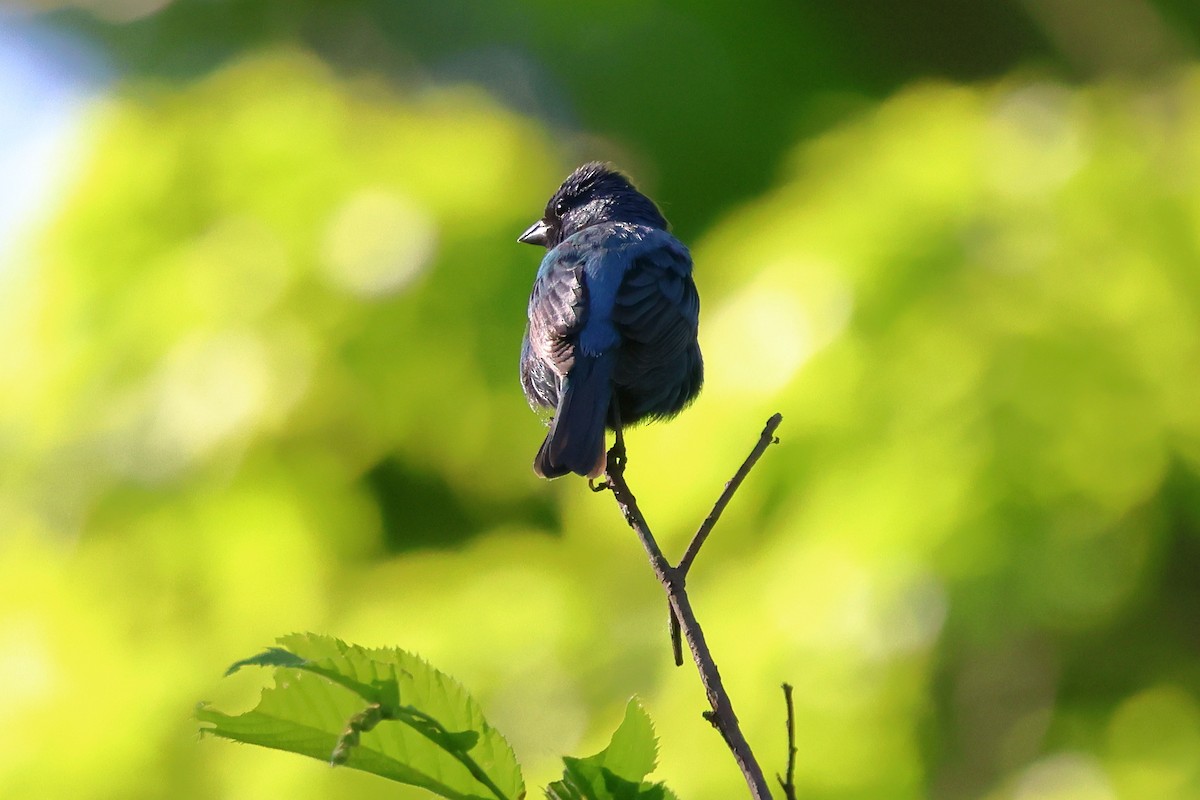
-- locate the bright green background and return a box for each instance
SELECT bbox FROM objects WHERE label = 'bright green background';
[4,3,1200,798]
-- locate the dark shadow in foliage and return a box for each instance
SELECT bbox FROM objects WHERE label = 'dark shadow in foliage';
[365,456,558,555]
[924,457,1200,798]
[1055,459,1200,705]
[1159,458,1200,641]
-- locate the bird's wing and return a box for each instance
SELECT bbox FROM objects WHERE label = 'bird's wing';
[526,245,588,378]
[610,233,700,376]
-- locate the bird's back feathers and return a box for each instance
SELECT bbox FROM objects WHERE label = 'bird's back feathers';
[519,165,702,479]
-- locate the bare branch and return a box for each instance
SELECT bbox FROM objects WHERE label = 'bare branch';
[679,413,783,576]
[600,413,784,800]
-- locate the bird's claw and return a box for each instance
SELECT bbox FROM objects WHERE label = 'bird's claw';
[607,445,627,471]
[589,478,610,493]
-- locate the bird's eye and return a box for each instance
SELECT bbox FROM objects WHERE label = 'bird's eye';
[552,199,567,218]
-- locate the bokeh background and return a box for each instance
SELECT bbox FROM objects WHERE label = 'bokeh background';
[3,2,1200,798]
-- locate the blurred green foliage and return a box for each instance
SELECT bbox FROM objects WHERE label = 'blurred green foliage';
[4,4,1200,800]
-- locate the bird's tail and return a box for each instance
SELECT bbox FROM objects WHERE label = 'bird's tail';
[534,353,612,479]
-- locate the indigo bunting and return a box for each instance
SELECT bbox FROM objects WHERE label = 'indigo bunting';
[518,162,703,479]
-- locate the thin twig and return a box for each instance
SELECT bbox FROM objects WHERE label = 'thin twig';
[670,414,783,664]
[679,413,783,576]
[601,413,783,800]
[776,683,798,800]
[669,604,684,667]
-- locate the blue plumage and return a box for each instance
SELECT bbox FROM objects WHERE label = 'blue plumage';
[518,163,703,479]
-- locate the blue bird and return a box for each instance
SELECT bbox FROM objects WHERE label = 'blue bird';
[518,162,703,479]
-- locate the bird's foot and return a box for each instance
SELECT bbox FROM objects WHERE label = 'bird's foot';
[608,442,627,472]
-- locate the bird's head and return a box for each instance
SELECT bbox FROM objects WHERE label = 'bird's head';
[518,162,669,249]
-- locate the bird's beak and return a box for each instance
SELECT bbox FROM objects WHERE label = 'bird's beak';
[518,219,550,246]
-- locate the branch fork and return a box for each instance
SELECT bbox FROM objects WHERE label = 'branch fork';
[596,412,784,800]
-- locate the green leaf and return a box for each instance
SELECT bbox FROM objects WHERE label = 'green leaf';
[198,633,525,800]
[593,699,658,783]
[545,699,677,800]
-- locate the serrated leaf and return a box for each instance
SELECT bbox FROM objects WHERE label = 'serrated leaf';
[198,633,525,800]
[545,699,677,800]
[597,699,658,783]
